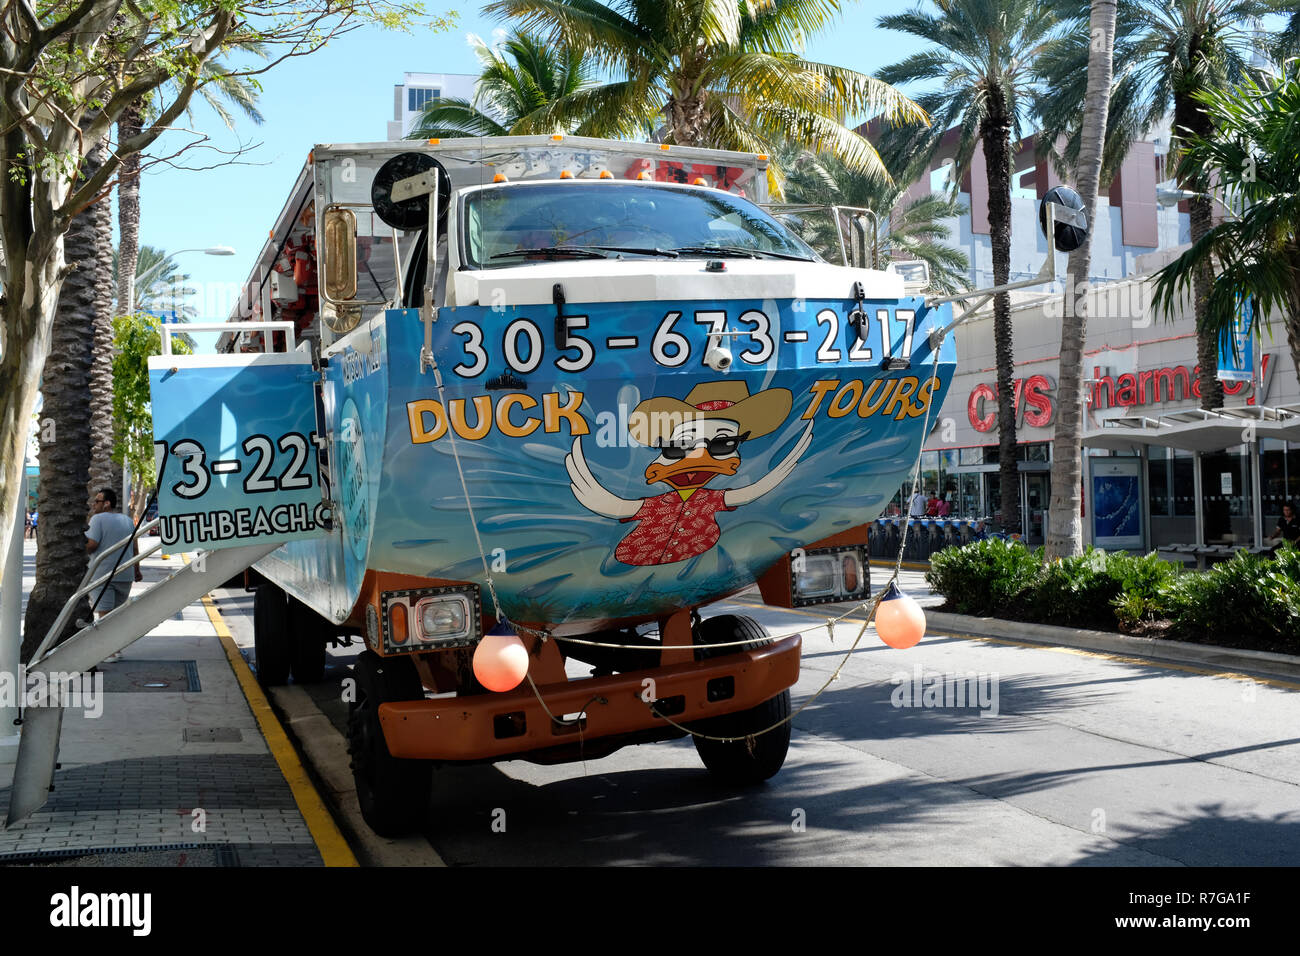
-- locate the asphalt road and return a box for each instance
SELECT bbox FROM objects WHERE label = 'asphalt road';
[210,585,1300,867]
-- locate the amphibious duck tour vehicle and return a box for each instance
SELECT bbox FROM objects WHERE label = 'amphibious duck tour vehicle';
[176,135,969,835]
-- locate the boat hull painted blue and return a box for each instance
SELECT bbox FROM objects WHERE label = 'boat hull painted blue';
[263,295,957,629]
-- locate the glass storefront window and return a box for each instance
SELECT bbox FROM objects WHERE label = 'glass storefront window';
[1147,449,1170,517]
[1172,449,1196,516]
[1200,445,1252,544]
[986,473,1002,525]
[959,446,984,466]
[959,472,982,517]
[1287,443,1300,506]
[1261,438,1286,525]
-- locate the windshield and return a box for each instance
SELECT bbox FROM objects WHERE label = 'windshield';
[461,182,818,268]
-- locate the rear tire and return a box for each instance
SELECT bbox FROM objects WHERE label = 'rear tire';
[288,596,328,684]
[347,651,432,837]
[691,614,791,785]
[253,585,291,687]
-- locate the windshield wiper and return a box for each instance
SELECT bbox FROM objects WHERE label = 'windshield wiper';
[490,246,609,261]
[587,245,679,258]
[672,245,758,259]
[672,245,814,262]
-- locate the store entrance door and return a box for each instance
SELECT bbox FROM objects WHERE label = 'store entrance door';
[1023,473,1050,546]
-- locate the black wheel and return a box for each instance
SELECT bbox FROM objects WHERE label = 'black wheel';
[288,596,328,684]
[253,585,291,686]
[691,614,791,785]
[347,650,432,836]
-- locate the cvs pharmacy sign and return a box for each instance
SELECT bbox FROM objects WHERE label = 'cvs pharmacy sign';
[967,374,1056,432]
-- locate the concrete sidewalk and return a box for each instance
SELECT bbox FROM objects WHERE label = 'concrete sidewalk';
[0,539,353,867]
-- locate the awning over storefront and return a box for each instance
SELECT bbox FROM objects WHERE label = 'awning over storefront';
[1082,405,1300,452]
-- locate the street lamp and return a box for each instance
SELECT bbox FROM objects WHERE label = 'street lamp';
[133,245,236,294]
[1155,186,1241,220]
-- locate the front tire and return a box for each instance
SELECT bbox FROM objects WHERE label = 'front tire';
[288,596,328,684]
[347,651,432,837]
[253,585,291,687]
[690,614,791,785]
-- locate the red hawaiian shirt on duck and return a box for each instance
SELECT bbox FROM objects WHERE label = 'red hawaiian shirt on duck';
[615,488,735,566]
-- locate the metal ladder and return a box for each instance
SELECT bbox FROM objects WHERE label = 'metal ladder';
[5,520,275,825]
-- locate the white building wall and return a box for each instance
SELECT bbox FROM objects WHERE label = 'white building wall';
[387,72,480,140]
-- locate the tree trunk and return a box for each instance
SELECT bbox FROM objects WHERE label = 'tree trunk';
[87,138,119,502]
[1189,193,1223,409]
[1173,90,1223,410]
[115,100,144,318]
[1046,0,1116,560]
[982,90,1021,535]
[20,149,106,662]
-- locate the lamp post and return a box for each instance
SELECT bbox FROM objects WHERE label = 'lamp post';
[133,245,236,299]
[1155,186,1241,220]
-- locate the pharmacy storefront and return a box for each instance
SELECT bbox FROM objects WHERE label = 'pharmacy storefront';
[919,277,1298,550]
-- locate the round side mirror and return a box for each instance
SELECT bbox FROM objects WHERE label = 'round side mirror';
[372,152,451,231]
[1039,185,1088,253]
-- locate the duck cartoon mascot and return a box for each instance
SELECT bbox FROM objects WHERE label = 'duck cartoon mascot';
[565,380,813,567]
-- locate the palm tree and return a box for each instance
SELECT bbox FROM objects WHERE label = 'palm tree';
[114,245,199,348]
[115,56,265,320]
[22,142,105,661]
[1046,0,1117,560]
[409,30,608,138]
[86,137,119,509]
[781,148,970,294]
[1273,7,1300,60]
[1150,64,1300,388]
[480,0,927,183]
[1036,0,1273,410]
[876,0,1063,535]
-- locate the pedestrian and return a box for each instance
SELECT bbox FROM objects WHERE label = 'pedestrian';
[86,488,142,658]
[935,494,951,518]
[29,508,37,538]
[908,487,928,518]
[1274,501,1300,544]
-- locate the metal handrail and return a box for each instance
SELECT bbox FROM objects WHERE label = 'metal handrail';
[30,518,162,664]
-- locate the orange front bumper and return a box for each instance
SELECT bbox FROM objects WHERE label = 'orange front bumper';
[378,634,802,761]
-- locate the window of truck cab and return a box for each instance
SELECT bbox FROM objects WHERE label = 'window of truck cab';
[459,181,817,269]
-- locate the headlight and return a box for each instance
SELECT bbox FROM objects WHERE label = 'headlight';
[379,585,481,652]
[419,596,469,640]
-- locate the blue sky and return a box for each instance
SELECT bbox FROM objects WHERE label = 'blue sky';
[135,1,932,344]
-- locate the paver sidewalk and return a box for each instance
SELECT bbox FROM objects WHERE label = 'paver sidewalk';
[0,540,329,866]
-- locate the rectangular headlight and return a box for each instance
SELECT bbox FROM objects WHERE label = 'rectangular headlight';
[380,584,480,652]
[417,595,471,641]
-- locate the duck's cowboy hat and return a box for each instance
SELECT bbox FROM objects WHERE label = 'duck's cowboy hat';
[629,381,793,447]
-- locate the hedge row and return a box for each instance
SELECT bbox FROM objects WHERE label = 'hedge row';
[924,539,1300,651]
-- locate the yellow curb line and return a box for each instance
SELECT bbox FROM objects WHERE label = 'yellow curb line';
[722,597,1300,692]
[193,579,358,867]
[868,560,931,572]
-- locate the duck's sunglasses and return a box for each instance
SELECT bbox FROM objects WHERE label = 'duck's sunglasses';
[654,432,750,460]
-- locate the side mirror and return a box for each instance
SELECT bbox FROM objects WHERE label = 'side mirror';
[322,206,358,302]
[1039,186,1089,253]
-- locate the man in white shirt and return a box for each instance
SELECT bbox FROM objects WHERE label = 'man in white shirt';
[908,489,929,518]
[86,487,142,622]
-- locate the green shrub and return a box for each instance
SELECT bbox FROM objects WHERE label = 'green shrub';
[1107,551,1180,629]
[1025,548,1122,628]
[925,538,1042,617]
[926,541,1300,648]
[1165,550,1300,646]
